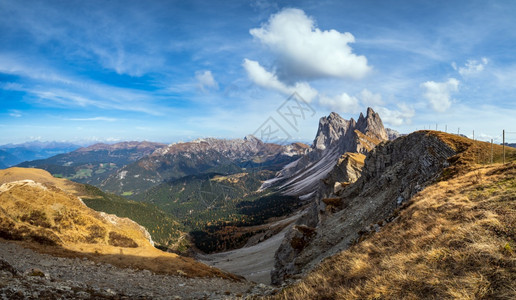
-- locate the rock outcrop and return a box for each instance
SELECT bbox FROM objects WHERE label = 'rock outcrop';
[271,131,458,284]
[318,152,366,199]
[261,108,388,198]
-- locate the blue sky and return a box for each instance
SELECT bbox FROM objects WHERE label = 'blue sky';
[1,0,515,145]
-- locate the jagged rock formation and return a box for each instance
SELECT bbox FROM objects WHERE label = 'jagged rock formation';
[261,108,388,198]
[271,131,458,284]
[102,136,308,195]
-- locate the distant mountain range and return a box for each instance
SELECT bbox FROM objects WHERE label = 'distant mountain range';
[17,141,166,186]
[100,136,308,195]
[6,110,403,254]
[0,141,81,168]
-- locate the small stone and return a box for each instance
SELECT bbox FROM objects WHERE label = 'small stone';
[105,288,116,295]
[27,268,45,277]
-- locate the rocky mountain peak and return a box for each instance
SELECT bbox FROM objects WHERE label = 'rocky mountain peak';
[262,109,391,198]
[313,108,388,152]
[313,113,350,151]
[356,107,388,141]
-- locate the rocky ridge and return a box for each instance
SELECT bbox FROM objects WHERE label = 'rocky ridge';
[271,131,458,284]
[317,152,366,200]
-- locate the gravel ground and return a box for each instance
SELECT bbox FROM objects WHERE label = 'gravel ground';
[0,241,276,299]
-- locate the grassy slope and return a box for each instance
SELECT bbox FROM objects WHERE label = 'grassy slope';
[0,168,186,250]
[276,134,516,299]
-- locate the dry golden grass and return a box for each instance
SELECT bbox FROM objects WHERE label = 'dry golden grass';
[427,131,516,178]
[0,167,81,195]
[0,168,239,279]
[346,152,366,165]
[275,134,516,299]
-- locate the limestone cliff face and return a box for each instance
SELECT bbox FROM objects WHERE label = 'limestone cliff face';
[261,108,388,198]
[271,131,458,285]
[318,152,366,200]
[312,112,353,151]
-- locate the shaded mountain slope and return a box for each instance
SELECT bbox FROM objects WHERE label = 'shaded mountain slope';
[276,162,516,299]
[0,141,80,168]
[0,149,19,169]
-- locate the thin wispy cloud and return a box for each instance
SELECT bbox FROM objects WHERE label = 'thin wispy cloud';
[66,117,118,122]
[8,110,22,118]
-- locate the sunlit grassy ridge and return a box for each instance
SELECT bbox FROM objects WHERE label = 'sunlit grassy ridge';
[0,167,186,250]
[275,133,516,299]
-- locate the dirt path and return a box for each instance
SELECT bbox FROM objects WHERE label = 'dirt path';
[198,213,300,285]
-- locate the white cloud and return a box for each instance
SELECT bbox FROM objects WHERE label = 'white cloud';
[195,70,218,91]
[242,59,318,102]
[421,78,459,112]
[452,57,488,76]
[375,103,415,126]
[359,89,384,106]
[250,8,370,81]
[319,93,360,113]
